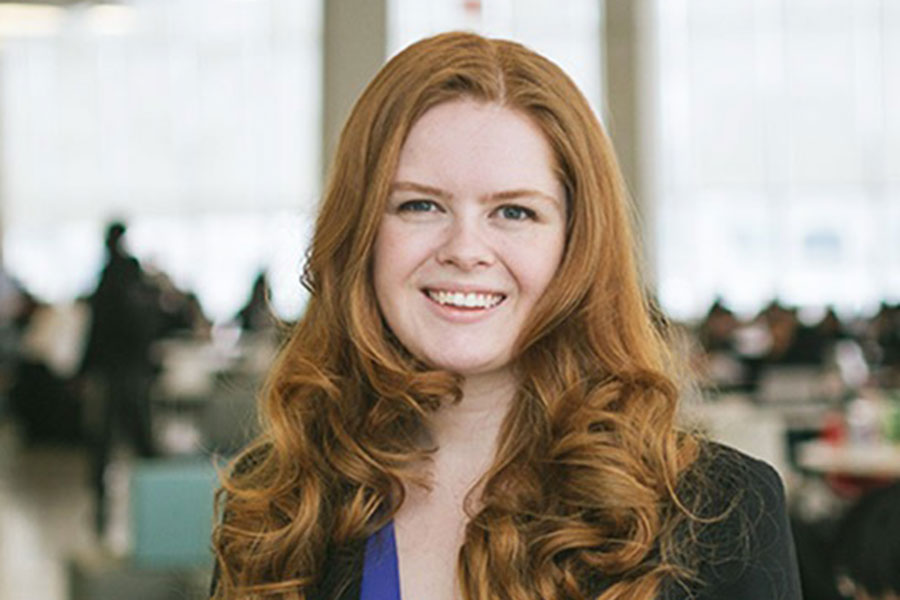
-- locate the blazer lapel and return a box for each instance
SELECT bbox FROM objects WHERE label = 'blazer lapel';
[313,540,365,600]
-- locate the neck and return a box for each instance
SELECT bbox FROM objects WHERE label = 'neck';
[427,368,516,461]
[401,369,517,515]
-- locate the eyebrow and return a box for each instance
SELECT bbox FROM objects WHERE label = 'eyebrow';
[390,181,451,199]
[391,180,561,205]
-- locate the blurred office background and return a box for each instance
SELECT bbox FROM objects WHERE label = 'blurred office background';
[0,0,898,599]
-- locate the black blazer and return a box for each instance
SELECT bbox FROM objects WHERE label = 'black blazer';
[214,443,802,600]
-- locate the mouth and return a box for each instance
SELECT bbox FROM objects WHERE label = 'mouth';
[422,288,506,310]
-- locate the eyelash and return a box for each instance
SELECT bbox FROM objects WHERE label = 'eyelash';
[397,199,441,213]
[395,200,537,221]
[495,205,536,221]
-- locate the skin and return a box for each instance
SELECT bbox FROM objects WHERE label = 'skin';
[372,99,567,600]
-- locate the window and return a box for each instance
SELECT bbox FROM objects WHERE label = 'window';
[388,0,604,115]
[0,0,321,321]
[653,0,900,319]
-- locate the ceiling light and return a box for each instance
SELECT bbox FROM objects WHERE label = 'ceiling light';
[85,3,135,36]
[0,4,64,38]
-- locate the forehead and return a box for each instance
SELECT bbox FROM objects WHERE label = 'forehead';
[394,100,562,197]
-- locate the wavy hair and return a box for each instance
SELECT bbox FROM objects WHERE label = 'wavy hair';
[212,32,701,599]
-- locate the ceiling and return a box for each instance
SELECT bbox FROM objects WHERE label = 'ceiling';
[0,0,120,5]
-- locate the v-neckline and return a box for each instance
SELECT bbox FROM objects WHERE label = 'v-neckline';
[360,521,401,600]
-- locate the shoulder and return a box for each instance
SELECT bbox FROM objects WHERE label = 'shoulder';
[694,441,786,516]
[669,441,802,600]
[679,442,789,567]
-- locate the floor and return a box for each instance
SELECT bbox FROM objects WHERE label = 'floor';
[0,421,132,600]
[0,423,88,600]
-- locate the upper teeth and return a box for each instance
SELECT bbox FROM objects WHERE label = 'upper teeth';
[428,290,504,308]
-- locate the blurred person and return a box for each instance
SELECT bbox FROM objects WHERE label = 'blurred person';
[145,263,212,339]
[235,271,275,332]
[869,303,900,385]
[791,515,844,600]
[0,265,26,342]
[697,297,739,354]
[211,33,801,599]
[11,295,89,444]
[693,298,749,390]
[818,307,849,342]
[754,300,834,366]
[833,482,900,600]
[0,269,28,415]
[78,221,159,535]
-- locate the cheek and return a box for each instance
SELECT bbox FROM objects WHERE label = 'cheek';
[374,222,438,277]
[373,219,407,271]
[510,233,566,298]
[372,223,429,308]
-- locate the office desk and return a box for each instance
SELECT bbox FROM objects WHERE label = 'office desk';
[797,440,900,478]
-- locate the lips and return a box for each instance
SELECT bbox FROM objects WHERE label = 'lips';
[423,288,506,309]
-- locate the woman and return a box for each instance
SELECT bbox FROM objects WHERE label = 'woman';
[211,32,801,599]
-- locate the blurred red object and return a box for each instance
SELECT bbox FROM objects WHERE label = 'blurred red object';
[821,410,846,445]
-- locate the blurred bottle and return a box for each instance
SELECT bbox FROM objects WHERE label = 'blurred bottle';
[884,394,900,444]
[845,397,880,447]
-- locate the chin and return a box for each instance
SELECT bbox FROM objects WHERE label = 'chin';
[408,339,514,377]
[428,355,511,378]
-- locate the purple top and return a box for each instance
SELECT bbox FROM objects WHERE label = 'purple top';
[360,521,401,600]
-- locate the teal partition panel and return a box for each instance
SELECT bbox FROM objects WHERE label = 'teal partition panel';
[131,458,218,569]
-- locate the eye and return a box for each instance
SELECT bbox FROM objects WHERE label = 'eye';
[397,199,441,213]
[496,204,536,221]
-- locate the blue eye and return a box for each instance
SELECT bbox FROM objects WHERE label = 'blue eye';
[397,199,439,213]
[497,205,535,221]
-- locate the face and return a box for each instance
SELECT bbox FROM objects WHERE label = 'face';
[372,99,566,380]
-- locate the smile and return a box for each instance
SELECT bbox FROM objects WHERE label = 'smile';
[423,288,506,309]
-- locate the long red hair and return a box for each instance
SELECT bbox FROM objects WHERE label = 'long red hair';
[212,31,700,599]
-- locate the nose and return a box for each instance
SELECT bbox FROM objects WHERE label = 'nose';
[435,215,494,271]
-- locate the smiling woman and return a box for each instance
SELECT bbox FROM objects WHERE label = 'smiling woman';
[211,32,801,600]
